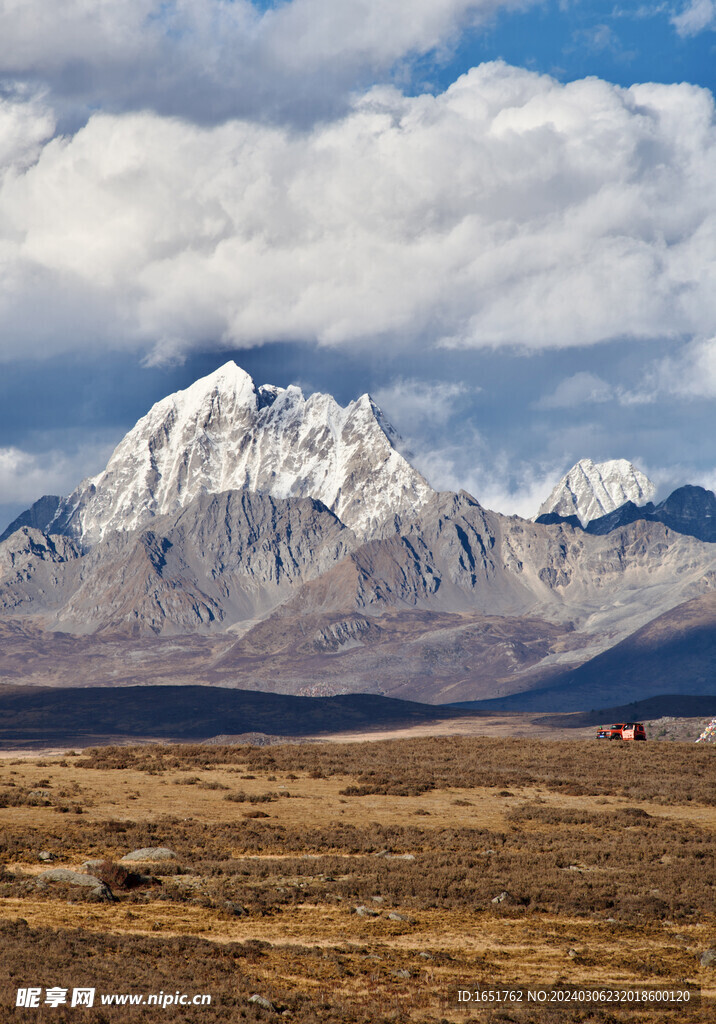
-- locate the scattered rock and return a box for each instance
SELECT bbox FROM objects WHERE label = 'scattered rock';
[700,949,716,968]
[605,917,617,924]
[568,948,578,959]
[388,853,415,861]
[81,859,106,873]
[393,969,411,979]
[419,952,432,960]
[388,912,413,923]
[371,896,384,903]
[37,851,54,862]
[224,901,247,916]
[121,847,177,862]
[36,869,113,901]
[491,891,509,904]
[354,905,380,917]
[249,994,275,1011]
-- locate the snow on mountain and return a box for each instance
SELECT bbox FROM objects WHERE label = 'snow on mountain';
[46,361,434,546]
[537,458,655,526]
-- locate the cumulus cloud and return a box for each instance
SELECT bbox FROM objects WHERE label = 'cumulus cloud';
[641,336,716,399]
[672,0,716,36]
[0,439,113,506]
[0,0,536,125]
[0,63,715,363]
[536,372,614,409]
[411,435,565,518]
[0,92,55,171]
[372,378,474,434]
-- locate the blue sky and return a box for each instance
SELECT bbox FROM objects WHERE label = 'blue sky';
[1,0,715,528]
[445,0,716,95]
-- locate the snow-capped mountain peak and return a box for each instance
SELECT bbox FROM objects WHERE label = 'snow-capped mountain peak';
[48,361,434,545]
[538,457,656,526]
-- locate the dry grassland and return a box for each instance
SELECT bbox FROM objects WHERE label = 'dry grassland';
[0,737,713,1023]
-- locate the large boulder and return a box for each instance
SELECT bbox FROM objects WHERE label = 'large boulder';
[121,847,177,862]
[36,869,113,901]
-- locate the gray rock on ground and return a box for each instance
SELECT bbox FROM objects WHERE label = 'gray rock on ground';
[224,901,247,916]
[36,869,113,901]
[248,994,275,1011]
[81,859,106,872]
[700,949,716,968]
[121,847,177,862]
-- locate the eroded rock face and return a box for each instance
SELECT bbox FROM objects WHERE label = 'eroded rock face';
[0,528,80,584]
[0,528,81,614]
[0,496,61,545]
[44,361,433,545]
[0,490,357,634]
[55,490,358,635]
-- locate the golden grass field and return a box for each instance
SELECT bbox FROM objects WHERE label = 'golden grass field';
[0,736,713,1022]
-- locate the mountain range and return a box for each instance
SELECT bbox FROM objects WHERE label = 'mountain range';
[537,484,716,544]
[1,361,715,715]
[537,457,656,526]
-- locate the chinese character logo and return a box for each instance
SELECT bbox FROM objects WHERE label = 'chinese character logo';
[16,988,42,1008]
[44,988,68,1007]
[70,987,96,1007]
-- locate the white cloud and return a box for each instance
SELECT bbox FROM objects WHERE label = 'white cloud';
[695,467,716,492]
[0,0,537,124]
[0,92,55,171]
[0,440,113,505]
[672,0,716,36]
[537,371,613,409]
[642,335,716,399]
[412,437,565,517]
[0,64,715,363]
[372,378,474,434]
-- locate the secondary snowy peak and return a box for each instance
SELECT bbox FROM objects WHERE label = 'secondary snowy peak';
[50,361,434,545]
[538,458,655,526]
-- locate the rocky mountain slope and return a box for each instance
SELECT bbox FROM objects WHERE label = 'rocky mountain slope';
[538,458,655,525]
[466,591,716,712]
[5,486,716,639]
[0,491,356,635]
[0,495,61,545]
[1,483,715,708]
[15,362,433,546]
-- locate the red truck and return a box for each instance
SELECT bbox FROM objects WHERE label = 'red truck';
[596,722,647,741]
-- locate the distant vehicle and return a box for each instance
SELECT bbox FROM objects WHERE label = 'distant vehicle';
[596,722,647,741]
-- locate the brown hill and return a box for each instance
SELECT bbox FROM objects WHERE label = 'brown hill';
[0,684,470,748]
[465,591,716,712]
